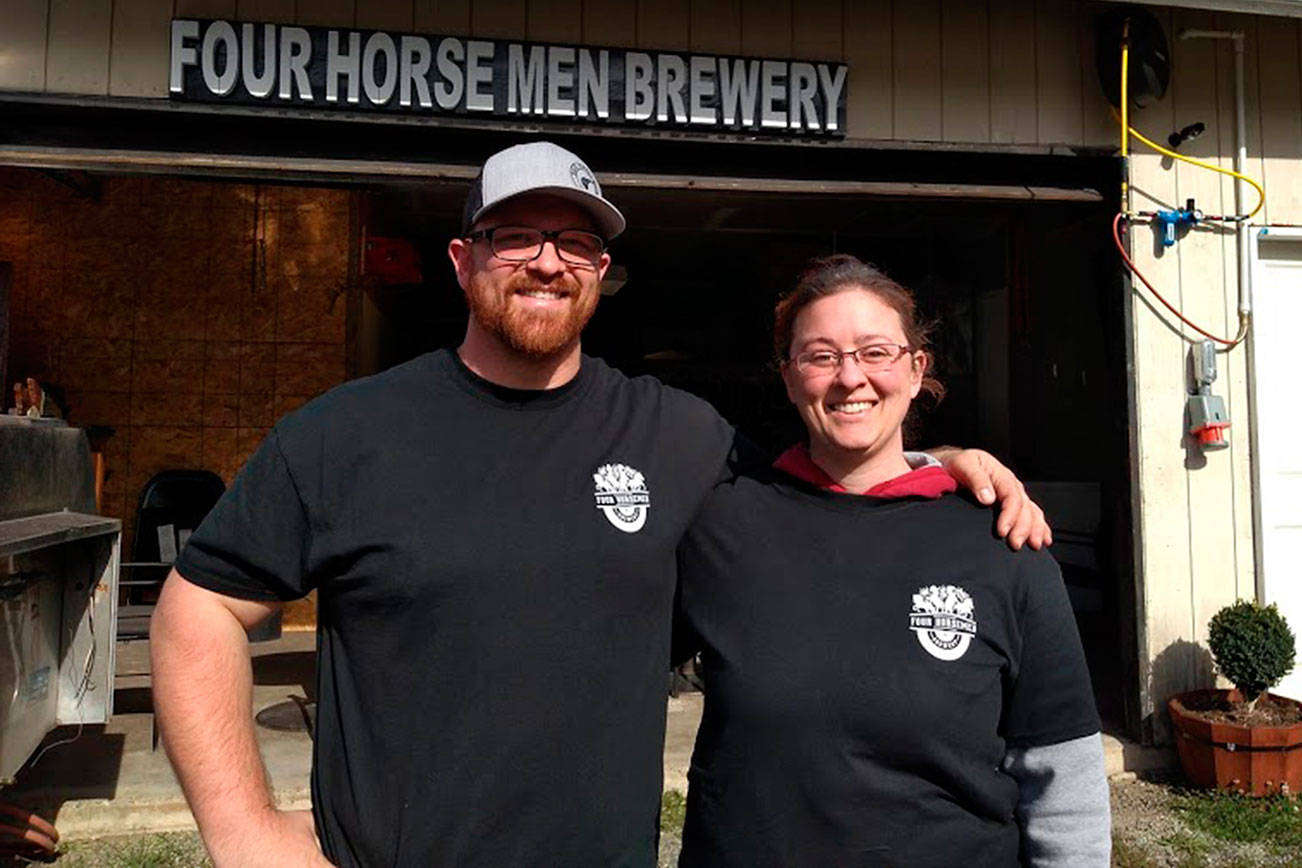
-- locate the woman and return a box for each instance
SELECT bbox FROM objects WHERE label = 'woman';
[675,255,1109,867]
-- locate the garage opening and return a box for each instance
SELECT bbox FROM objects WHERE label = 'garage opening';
[364,175,1134,730]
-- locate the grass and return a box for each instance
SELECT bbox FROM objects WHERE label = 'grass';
[53,831,209,868]
[1171,788,1302,848]
[660,789,686,837]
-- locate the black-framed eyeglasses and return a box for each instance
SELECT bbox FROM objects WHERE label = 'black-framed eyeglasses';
[789,343,914,376]
[465,225,607,266]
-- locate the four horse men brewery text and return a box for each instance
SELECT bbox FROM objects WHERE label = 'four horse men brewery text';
[169,19,848,136]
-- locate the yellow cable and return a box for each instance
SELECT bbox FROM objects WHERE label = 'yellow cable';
[1120,23,1130,160]
[1120,21,1130,214]
[1112,108,1266,220]
[1123,120,1266,220]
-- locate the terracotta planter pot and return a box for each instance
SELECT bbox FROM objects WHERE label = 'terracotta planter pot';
[1168,689,1302,796]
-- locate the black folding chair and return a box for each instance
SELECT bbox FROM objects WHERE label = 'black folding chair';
[116,469,226,639]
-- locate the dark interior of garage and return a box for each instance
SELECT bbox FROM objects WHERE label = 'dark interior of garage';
[364,178,1134,730]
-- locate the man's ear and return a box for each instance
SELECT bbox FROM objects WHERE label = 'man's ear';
[448,238,473,289]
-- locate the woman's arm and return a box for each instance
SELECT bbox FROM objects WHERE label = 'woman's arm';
[1001,734,1111,867]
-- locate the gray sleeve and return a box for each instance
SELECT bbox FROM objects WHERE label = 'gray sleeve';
[1000,732,1111,867]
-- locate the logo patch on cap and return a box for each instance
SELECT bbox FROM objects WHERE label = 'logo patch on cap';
[570,162,598,194]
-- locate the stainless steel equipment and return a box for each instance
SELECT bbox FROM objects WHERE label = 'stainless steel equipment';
[0,418,118,783]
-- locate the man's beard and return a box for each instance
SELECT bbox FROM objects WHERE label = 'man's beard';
[466,271,599,359]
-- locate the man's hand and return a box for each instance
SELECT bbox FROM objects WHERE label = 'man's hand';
[930,447,1051,551]
[211,808,331,868]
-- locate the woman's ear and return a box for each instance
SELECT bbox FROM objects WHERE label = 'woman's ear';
[909,351,927,399]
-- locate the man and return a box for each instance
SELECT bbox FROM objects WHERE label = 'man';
[151,142,1048,868]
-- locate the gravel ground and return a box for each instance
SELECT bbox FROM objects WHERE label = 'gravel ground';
[36,778,1299,868]
[1109,773,1297,868]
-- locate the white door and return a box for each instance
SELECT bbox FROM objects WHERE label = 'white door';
[1253,232,1302,701]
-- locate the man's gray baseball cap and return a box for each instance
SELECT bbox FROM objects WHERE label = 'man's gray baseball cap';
[462,141,626,240]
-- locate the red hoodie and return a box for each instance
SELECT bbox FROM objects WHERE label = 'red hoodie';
[772,443,958,499]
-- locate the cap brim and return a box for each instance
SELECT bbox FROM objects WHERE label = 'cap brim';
[468,185,626,240]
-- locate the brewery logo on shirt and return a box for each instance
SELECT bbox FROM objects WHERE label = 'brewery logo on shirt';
[593,463,650,533]
[909,584,977,661]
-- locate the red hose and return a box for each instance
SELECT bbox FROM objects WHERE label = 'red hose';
[1111,212,1243,346]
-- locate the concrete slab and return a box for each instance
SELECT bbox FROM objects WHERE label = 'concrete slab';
[5,633,316,841]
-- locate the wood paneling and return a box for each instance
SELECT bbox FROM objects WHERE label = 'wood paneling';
[740,0,790,57]
[235,0,296,23]
[1035,0,1082,145]
[844,0,892,140]
[1079,0,1115,148]
[109,0,172,98]
[175,0,239,17]
[473,0,526,38]
[1258,18,1302,223]
[1215,13,1266,603]
[416,0,472,34]
[691,0,741,54]
[1170,8,1241,658]
[0,0,49,91]
[582,0,636,47]
[891,0,941,141]
[528,0,581,42]
[989,0,1036,144]
[940,0,989,143]
[636,0,688,50]
[296,0,355,27]
[792,0,842,62]
[357,0,416,30]
[46,0,111,94]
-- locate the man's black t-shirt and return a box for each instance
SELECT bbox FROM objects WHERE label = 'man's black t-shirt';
[175,349,735,868]
[675,472,1100,868]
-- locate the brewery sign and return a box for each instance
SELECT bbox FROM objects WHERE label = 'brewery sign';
[169,19,848,137]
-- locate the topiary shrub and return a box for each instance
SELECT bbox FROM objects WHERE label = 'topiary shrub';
[1207,600,1296,711]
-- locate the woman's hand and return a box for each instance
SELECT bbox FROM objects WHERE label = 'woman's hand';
[930,447,1051,551]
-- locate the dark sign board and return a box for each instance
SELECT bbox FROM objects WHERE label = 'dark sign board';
[169,19,848,137]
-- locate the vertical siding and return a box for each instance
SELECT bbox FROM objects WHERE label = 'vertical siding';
[175,0,237,17]
[792,0,842,62]
[108,0,172,97]
[636,0,688,50]
[1127,7,1198,726]
[1170,8,1241,667]
[843,0,892,140]
[740,0,791,57]
[527,0,581,43]
[988,0,1038,144]
[1257,17,1302,223]
[45,0,111,94]
[0,0,49,92]
[234,0,294,23]
[1079,0,1115,148]
[416,0,471,34]
[892,0,942,141]
[355,0,413,30]
[581,0,634,47]
[690,0,741,54]
[941,0,990,143]
[1216,12,1265,606]
[1035,0,1083,145]
[471,0,524,38]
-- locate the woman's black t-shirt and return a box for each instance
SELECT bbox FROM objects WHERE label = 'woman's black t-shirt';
[675,471,1100,868]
